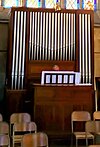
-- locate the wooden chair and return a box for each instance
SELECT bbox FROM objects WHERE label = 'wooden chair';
[0,113,3,121]
[71,111,92,147]
[21,132,49,147]
[0,134,10,147]
[10,113,31,136]
[88,145,100,147]
[0,122,10,146]
[13,122,37,147]
[86,121,100,145]
[0,121,9,135]
[85,120,97,146]
[93,111,100,120]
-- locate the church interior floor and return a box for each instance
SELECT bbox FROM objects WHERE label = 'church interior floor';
[13,136,100,147]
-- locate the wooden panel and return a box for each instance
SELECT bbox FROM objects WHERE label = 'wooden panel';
[33,84,94,137]
[27,60,75,80]
[5,89,27,121]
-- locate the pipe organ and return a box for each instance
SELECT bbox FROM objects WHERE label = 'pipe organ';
[6,7,94,136]
[7,8,94,90]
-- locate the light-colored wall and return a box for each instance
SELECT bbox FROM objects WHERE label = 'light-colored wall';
[94,27,100,78]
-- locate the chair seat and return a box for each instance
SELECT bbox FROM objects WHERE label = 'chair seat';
[74,132,94,139]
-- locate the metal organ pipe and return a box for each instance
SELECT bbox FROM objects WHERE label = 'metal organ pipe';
[12,11,17,89]
[21,11,26,89]
[40,12,43,60]
[63,13,65,61]
[45,12,48,60]
[65,13,68,61]
[54,12,57,60]
[15,11,20,89]
[18,11,23,89]
[82,14,85,83]
[88,14,91,83]
[48,13,51,60]
[51,13,54,60]
[57,12,60,60]
[68,13,71,60]
[79,14,82,82]
[85,14,88,83]
[72,14,75,61]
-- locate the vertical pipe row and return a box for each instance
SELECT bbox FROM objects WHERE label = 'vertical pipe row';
[11,11,26,89]
[79,13,91,84]
[28,11,75,61]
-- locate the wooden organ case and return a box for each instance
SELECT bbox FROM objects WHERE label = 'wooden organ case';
[6,7,94,138]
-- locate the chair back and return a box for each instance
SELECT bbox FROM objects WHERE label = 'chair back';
[85,120,97,133]
[13,122,37,133]
[0,114,3,121]
[71,111,91,133]
[10,113,31,136]
[93,111,100,120]
[12,122,37,147]
[88,145,100,147]
[21,132,48,147]
[86,120,100,133]
[10,113,31,124]
[0,134,10,146]
[0,122,9,135]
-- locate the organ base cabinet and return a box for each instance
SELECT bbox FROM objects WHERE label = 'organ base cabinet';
[32,84,94,138]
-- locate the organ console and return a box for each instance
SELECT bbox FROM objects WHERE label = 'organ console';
[6,7,94,139]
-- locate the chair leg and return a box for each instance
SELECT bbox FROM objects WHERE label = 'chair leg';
[12,138,14,147]
[76,138,78,147]
[71,134,73,147]
[86,138,88,147]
